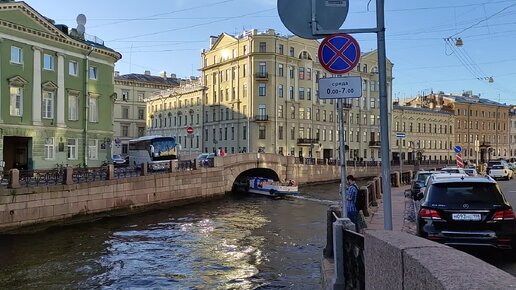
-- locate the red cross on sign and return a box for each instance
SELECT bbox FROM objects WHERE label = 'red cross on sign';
[318,33,361,74]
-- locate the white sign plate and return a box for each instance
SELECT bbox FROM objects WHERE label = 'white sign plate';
[325,0,347,7]
[318,76,362,99]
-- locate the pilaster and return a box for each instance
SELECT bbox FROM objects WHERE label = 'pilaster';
[56,53,66,127]
[32,46,42,125]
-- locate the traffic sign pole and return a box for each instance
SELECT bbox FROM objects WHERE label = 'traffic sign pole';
[338,99,347,217]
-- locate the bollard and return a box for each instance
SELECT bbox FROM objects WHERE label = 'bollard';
[169,160,174,173]
[393,171,401,187]
[9,169,20,189]
[107,164,115,180]
[332,217,356,289]
[141,162,148,176]
[323,205,342,258]
[360,186,370,217]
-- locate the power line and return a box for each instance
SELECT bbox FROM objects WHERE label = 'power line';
[449,2,516,37]
[108,8,275,42]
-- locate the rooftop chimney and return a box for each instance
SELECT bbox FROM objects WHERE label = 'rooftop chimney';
[209,36,218,48]
[159,71,167,79]
[114,71,120,77]
[144,70,151,76]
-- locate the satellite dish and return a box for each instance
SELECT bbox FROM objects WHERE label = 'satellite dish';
[76,14,87,25]
[278,0,349,39]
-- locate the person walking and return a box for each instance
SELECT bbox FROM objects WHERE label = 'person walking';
[346,175,367,233]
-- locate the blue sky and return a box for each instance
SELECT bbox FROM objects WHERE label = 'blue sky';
[29,0,516,104]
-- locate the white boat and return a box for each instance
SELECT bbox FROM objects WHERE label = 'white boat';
[247,177,299,197]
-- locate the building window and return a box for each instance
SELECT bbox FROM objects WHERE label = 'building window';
[42,91,54,119]
[279,126,284,140]
[307,108,312,120]
[43,54,54,70]
[10,86,23,116]
[122,125,129,137]
[289,86,294,99]
[122,144,128,154]
[121,90,130,101]
[291,105,296,119]
[259,42,267,52]
[137,127,145,137]
[290,47,295,57]
[370,97,376,108]
[307,88,312,100]
[289,67,294,79]
[291,127,295,140]
[89,66,97,80]
[88,139,98,160]
[299,88,305,100]
[137,92,145,102]
[259,125,266,139]
[278,84,284,98]
[278,64,284,76]
[307,68,312,80]
[67,139,78,160]
[69,61,78,76]
[138,108,145,120]
[299,107,305,119]
[278,105,284,118]
[122,106,129,119]
[68,94,79,121]
[243,125,247,140]
[259,83,266,96]
[11,46,22,64]
[44,137,55,160]
[299,67,305,80]
[278,44,284,54]
[89,97,98,122]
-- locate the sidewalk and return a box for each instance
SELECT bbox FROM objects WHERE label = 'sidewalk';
[366,185,413,232]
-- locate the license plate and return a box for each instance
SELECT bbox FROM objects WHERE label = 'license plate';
[452,213,481,221]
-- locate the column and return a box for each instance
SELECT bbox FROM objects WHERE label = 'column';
[56,53,66,127]
[32,46,42,125]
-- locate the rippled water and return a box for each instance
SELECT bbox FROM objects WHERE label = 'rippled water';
[0,182,342,290]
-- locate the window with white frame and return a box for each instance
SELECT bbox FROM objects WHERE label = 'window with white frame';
[68,94,79,120]
[42,91,54,119]
[88,139,98,160]
[89,97,98,122]
[43,54,54,70]
[278,84,284,98]
[10,46,22,64]
[69,61,78,76]
[89,66,97,80]
[67,139,78,160]
[259,83,266,96]
[10,86,23,116]
[44,137,55,160]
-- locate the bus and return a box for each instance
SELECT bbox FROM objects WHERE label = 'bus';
[128,136,177,170]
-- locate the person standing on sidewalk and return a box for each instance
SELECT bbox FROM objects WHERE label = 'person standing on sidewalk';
[346,175,359,226]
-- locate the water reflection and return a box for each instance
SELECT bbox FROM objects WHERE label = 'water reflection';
[0,182,341,289]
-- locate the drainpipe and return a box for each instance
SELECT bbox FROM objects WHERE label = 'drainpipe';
[247,36,251,152]
[84,47,94,167]
[274,37,278,154]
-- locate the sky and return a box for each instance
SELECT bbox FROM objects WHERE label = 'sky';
[28,0,516,105]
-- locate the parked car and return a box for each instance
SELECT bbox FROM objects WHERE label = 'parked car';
[489,164,514,180]
[197,153,215,166]
[487,160,508,175]
[416,174,516,249]
[410,170,436,198]
[463,168,478,176]
[440,167,466,174]
[112,154,127,166]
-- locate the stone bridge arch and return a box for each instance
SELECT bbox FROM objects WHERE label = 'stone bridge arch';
[220,153,288,192]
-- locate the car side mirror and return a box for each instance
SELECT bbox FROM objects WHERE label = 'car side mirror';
[415,188,425,201]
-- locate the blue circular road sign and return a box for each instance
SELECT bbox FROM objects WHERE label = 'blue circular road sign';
[318,33,361,74]
[454,145,462,154]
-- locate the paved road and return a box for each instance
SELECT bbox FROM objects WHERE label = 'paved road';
[462,178,516,276]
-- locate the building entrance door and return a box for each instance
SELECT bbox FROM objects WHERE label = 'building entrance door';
[3,137,31,170]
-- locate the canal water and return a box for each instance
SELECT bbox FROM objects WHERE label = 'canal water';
[0,182,347,290]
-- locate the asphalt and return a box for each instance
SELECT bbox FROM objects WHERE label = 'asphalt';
[366,184,411,232]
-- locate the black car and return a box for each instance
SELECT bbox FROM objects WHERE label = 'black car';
[416,175,516,249]
[410,171,435,198]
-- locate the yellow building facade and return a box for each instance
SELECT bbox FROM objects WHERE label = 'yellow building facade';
[200,29,393,160]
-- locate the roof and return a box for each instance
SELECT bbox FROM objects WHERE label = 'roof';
[393,105,453,115]
[450,95,509,107]
[115,74,179,86]
[429,174,495,184]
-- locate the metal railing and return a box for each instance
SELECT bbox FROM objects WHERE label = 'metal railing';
[199,158,214,168]
[177,160,196,171]
[343,229,365,290]
[19,169,66,187]
[72,167,108,184]
[114,166,141,179]
[401,171,412,184]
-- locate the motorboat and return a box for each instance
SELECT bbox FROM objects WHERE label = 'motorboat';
[247,177,299,197]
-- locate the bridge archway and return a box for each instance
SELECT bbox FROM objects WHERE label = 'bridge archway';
[231,168,280,193]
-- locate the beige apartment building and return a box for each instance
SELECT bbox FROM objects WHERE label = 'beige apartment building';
[199,29,393,160]
[145,80,206,157]
[509,107,515,160]
[406,91,511,163]
[113,71,179,155]
[392,106,454,162]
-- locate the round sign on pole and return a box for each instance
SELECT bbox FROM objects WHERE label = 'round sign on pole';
[277,0,349,39]
[318,34,360,74]
[186,127,194,134]
[454,145,462,154]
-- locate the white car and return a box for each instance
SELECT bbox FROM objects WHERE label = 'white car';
[440,167,466,174]
[489,164,514,180]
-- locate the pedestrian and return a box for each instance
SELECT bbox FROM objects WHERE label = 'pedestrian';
[346,175,367,233]
[220,149,225,157]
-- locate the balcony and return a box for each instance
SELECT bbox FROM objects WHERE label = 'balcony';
[297,138,319,146]
[254,72,269,81]
[369,141,381,147]
[254,115,269,122]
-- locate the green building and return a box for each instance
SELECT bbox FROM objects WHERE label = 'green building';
[0,1,121,170]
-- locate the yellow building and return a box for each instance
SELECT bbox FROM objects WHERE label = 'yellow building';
[145,80,206,158]
[200,29,393,159]
[392,106,454,162]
